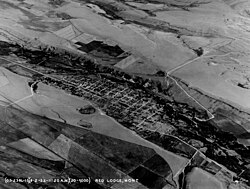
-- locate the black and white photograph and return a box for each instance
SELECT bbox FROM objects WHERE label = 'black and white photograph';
[0,0,249,188]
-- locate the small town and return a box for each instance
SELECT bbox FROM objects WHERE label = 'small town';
[34,71,176,135]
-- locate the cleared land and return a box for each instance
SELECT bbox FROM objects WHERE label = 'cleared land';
[187,168,225,189]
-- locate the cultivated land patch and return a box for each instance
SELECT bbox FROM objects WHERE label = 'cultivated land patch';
[0,67,31,105]
[187,168,224,189]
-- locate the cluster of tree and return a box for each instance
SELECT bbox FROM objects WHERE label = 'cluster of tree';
[194,47,203,56]
[48,0,65,6]
[77,105,96,114]
[0,41,20,55]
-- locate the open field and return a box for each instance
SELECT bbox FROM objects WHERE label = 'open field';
[173,55,250,111]
[0,67,31,105]
[15,83,93,126]
[8,138,63,161]
[187,168,225,189]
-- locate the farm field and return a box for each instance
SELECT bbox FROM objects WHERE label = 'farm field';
[187,168,224,189]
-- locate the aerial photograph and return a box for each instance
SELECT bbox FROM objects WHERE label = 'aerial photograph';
[0,0,250,188]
